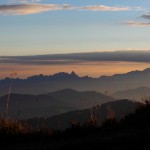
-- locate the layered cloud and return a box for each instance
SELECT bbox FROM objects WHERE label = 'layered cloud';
[0,3,143,15]
[1,51,150,66]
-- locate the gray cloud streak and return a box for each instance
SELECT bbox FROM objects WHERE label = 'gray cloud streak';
[1,51,150,66]
[141,13,150,20]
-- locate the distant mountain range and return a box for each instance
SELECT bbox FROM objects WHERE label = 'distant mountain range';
[26,99,140,130]
[1,68,150,96]
[0,89,114,119]
[112,86,150,101]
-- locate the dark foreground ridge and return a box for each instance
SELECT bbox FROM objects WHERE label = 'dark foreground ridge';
[0,101,150,150]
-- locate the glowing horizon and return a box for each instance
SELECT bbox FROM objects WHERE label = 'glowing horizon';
[0,61,150,79]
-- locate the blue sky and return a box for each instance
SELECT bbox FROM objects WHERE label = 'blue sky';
[0,0,150,56]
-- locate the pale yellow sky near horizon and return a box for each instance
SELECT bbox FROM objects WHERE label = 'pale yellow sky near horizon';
[1,61,150,79]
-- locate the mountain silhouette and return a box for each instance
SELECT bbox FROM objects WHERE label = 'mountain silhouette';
[26,99,139,130]
[50,89,113,108]
[112,86,150,101]
[0,89,114,119]
[1,68,150,96]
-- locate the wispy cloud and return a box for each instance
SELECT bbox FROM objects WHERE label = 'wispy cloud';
[0,3,72,15]
[0,3,143,15]
[79,5,142,11]
[124,21,150,27]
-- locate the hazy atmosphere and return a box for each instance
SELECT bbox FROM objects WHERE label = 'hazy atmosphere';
[1,51,150,78]
[1,1,150,149]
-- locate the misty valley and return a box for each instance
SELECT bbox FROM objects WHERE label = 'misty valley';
[0,68,150,149]
[1,0,150,148]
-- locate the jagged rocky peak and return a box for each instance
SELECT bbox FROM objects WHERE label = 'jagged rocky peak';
[71,71,76,75]
[52,71,79,79]
[71,71,79,77]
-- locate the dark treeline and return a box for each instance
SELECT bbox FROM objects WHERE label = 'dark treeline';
[0,101,150,150]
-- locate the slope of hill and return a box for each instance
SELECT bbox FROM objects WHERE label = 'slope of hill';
[26,99,139,130]
[1,100,150,150]
[0,93,72,119]
[1,68,150,96]
[112,86,150,101]
[0,89,114,119]
[50,89,113,108]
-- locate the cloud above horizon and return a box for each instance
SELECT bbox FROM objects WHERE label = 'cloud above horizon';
[0,3,143,15]
[1,51,150,66]
[1,51,150,78]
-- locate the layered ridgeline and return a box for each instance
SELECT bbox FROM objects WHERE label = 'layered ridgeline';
[26,99,140,130]
[0,89,113,119]
[112,87,150,101]
[1,68,150,97]
[0,99,148,150]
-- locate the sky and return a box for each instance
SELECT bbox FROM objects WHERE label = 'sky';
[0,0,150,56]
[0,0,150,78]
